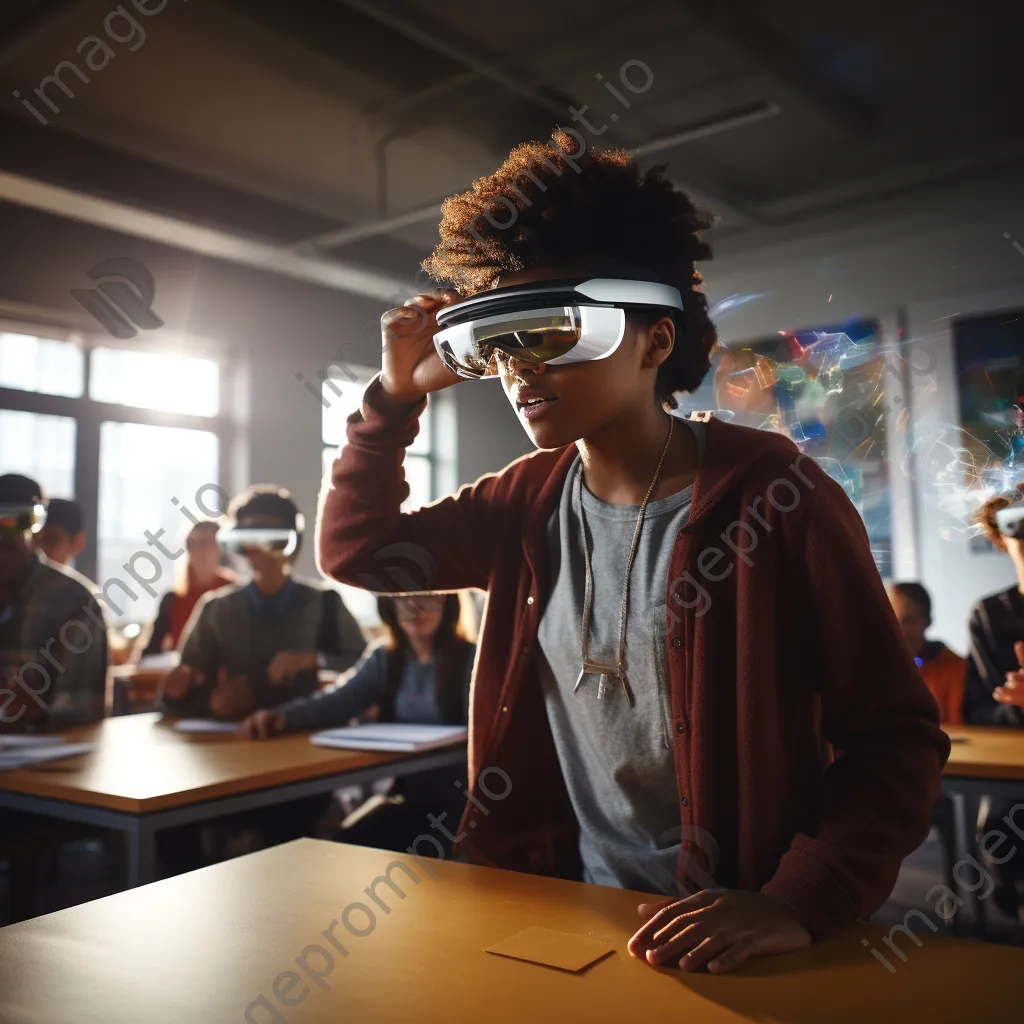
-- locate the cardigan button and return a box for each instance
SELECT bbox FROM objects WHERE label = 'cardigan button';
[671,638,682,648]
[680,796,689,807]
[527,596,534,605]
[675,722,685,734]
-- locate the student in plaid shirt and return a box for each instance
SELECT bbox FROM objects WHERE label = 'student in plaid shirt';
[0,475,107,734]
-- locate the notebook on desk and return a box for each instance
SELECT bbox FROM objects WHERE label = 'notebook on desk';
[310,723,468,753]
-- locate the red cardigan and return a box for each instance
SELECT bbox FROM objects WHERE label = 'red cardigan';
[317,376,949,940]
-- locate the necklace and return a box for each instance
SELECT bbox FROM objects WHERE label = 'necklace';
[573,417,675,708]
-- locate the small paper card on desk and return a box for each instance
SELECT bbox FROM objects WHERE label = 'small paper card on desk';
[485,927,615,973]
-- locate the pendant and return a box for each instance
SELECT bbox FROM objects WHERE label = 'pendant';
[573,658,635,708]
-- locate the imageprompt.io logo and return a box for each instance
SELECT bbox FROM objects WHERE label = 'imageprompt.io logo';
[71,257,163,339]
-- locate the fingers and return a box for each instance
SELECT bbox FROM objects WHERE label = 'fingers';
[637,898,677,921]
[236,717,254,740]
[675,931,737,972]
[645,921,705,966]
[628,890,719,958]
[707,935,761,974]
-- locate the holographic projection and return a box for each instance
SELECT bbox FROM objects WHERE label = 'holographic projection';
[952,311,1024,549]
[676,320,894,575]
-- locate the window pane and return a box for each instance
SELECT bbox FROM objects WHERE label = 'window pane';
[0,333,84,397]
[404,454,432,513]
[321,378,368,446]
[90,347,219,417]
[408,399,432,455]
[98,422,219,623]
[323,447,430,514]
[0,410,76,497]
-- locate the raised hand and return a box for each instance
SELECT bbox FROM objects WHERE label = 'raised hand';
[379,290,462,404]
[994,640,1024,708]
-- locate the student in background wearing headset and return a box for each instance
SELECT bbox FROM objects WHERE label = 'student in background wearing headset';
[158,484,366,720]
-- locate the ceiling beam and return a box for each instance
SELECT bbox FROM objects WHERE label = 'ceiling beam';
[334,0,577,125]
[290,101,779,251]
[0,169,410,300]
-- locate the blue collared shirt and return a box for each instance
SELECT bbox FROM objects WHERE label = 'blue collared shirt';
[243,577,298,616]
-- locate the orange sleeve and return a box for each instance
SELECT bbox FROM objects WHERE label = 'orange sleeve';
[944,654,967,726]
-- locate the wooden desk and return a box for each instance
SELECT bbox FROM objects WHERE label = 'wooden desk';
[0,839,1017,1023]
[0,713,465,886]
[940,725,1024,934]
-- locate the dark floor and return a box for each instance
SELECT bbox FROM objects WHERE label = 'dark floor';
[3,823,1024,945]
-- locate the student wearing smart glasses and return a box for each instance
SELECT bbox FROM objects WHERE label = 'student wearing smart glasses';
[317,131,948,974]
[158,485,366,720]
[0,474,107,732]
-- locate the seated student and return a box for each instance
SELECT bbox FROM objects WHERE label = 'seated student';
[240,593,474,855]
[963,485,1024,918]
[0,475,106,730]
[158,485,365,720]
[887,581,966,724]
[136,520,234,658]
[964,484,1024,727]
[316,132,948,974]
[32,498,86,569]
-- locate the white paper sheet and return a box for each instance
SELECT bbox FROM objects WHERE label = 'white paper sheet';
[0,743,95,770]
[0,734,65,749]
[172,719,241,734]
[311,723,468,752]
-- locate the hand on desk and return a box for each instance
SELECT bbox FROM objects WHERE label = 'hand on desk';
[266,651,318,686]
[994,641,1024,708]
[160,665,205,701]
[209,668,254,720]
[628,889,810,974]
[237,709,286,740]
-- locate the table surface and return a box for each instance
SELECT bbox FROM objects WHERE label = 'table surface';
[0,712,452,814]
[0,839,1017,1024]
[942,724,1024,781]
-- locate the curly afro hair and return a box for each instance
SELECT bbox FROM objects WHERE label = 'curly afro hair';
[976,482,1024,543]
[421,129,719,405]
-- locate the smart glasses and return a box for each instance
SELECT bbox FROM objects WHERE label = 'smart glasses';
[432,278,685,379]
[0,502,47,537]
[216,526,301,557]
[996,501,1024,539]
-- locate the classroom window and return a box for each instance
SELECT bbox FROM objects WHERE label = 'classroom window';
[320,375,434,513]
[0,333,85,398]
[320,373,436,628]
[0,410,77,498]
[97,422,220,624]
[90,347,220,417]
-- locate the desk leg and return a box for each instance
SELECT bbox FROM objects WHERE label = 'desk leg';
[125,821,156,888]
[949,788,988,939]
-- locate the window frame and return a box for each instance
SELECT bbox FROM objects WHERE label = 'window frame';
[320,365,437,510]
[0,320,237,587]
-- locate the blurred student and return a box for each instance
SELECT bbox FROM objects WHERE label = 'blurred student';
[158,485,365,720]
[0,475,106,730]
[240,594,474,854]
[887,581,966,725]
[137,520,234,658]
[964,485,1024,727]
[33,498,86,569]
